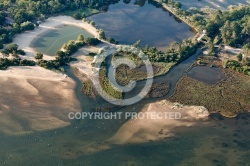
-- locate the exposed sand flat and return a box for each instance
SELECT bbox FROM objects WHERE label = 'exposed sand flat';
[13,16,99,61]
[0,15,105,135]
[0,66,81,135]
[110,100,209,144]
[0,66,67,81]
[76,100,210,155]
[70,43,110,79]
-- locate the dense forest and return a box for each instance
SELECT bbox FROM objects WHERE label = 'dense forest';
[160,0,250,75]
[142,39,198,64]
[186,5,250,51]
[0,0,119,18]
[193,5,250,75]
[160,1,249,53]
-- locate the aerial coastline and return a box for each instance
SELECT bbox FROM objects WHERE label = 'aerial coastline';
[0,0,249,165]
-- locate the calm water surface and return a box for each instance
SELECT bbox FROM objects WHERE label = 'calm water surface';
[31,25,93,56]
[89,0,194,51]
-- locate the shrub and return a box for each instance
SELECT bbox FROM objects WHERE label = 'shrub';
[107,37,119,44]
[77,34,84,41]
[5,43,18,54]
[17,49,26,55]
[20,21,35,31]
[0,58,35,70]
[90,21,95,26]
[73,13,82,20]
[99,30,106,39]
[34,52,43,60]
[84,37,101,46]
[237,53,243,62]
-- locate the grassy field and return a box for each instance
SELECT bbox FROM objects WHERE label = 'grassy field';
[169,69,250,117]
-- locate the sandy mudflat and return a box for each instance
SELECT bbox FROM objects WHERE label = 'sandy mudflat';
[13,16,99,61]
[0,66,81,135]
[79,100,210,155]
[110,100,210,144]
[0,66,67,80]
[0,15,104,135]
[70,43,110,79]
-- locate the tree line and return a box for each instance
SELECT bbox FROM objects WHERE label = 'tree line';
[0,0,119,46]
[0,35,101,70]
[37,35,101,70]
[142,39,198,64]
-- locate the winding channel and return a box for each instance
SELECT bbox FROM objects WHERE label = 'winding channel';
[64,48,202,112]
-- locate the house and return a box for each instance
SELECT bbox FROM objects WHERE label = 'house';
[197,30,207,42]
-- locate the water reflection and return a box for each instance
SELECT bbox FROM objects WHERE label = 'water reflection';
[89,0,194,51]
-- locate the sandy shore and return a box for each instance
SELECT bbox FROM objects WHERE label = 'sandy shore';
[78,100,210,155]
[110,100,210,144]
[0,66,67,81]
[70,43,110,79]
[0,66,81,135]
[13,15,99,61]
[0,15,106,135]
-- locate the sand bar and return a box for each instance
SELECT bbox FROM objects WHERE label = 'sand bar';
[0,15,102,135]
[110,100,210,144]
[0,66,81,135]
